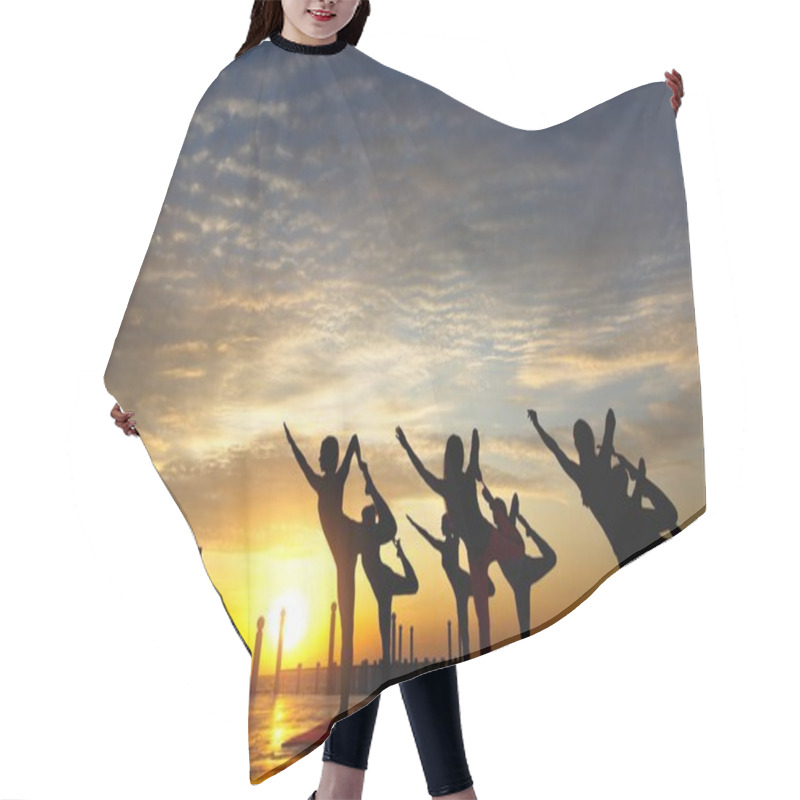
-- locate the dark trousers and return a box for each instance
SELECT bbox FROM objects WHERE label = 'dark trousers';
[322,664,474,797]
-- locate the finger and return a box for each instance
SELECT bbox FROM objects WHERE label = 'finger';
[665,70,684,95]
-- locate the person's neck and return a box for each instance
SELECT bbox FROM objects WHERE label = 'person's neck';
[280,20,337,47]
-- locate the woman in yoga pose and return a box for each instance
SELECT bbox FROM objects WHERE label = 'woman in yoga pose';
[479,483,557,639]
[284,423,363,714]
[607,452,680,565]
[406,512,497,660]
[355,457,420,684]
[396,426,526,655]
[528,409,678,567]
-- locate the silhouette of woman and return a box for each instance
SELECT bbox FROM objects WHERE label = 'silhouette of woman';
[407,512,497,660]
[479,482,557,638]
[283,423,362,714]
[607,452,679,565]
[396,426,524,654]
[355,457,419,683]
[528,409,678,566]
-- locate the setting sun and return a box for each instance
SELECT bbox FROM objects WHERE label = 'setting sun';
[267,591,310,652]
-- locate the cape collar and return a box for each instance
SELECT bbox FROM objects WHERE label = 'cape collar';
[270,30,348,55]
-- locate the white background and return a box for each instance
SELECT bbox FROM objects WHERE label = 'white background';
[1,1,797,798]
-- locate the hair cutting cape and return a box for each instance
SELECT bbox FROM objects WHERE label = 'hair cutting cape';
[105,32,705,784]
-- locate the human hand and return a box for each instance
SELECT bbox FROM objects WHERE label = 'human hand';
[665,69,684,116]
[611,449,631,470]
[111,403,139,437]
[395,426,408,449]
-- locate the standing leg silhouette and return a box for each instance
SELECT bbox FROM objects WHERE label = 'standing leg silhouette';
[466,546,493,654]
[319,665,476,799]
[336,556,357,715]
[455,592,470,658]
[377,595,392,684]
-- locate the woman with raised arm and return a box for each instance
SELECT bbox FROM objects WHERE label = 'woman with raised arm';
[407,512,497,660]
[397,426,528,655]
[284,423,362,714]
[528,409,679,568]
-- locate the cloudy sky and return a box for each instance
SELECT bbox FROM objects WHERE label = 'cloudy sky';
[105,40,704,671]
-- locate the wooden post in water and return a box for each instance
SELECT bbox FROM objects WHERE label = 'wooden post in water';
[315,661,321,694]
[398,623,403,667]
[327,602,337,694]
[391,612,397,667]
[249,616,265,705]
[447,619,452,662]
[410,625,414,665]
[274,607,286,695]
[296,663,303,694]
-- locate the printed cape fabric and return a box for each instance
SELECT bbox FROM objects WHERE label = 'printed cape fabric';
[104,32,706,784]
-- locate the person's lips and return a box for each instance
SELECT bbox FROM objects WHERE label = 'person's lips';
[308,9,335,21]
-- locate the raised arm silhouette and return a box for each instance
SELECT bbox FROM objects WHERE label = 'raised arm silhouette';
[284,422,362,714]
